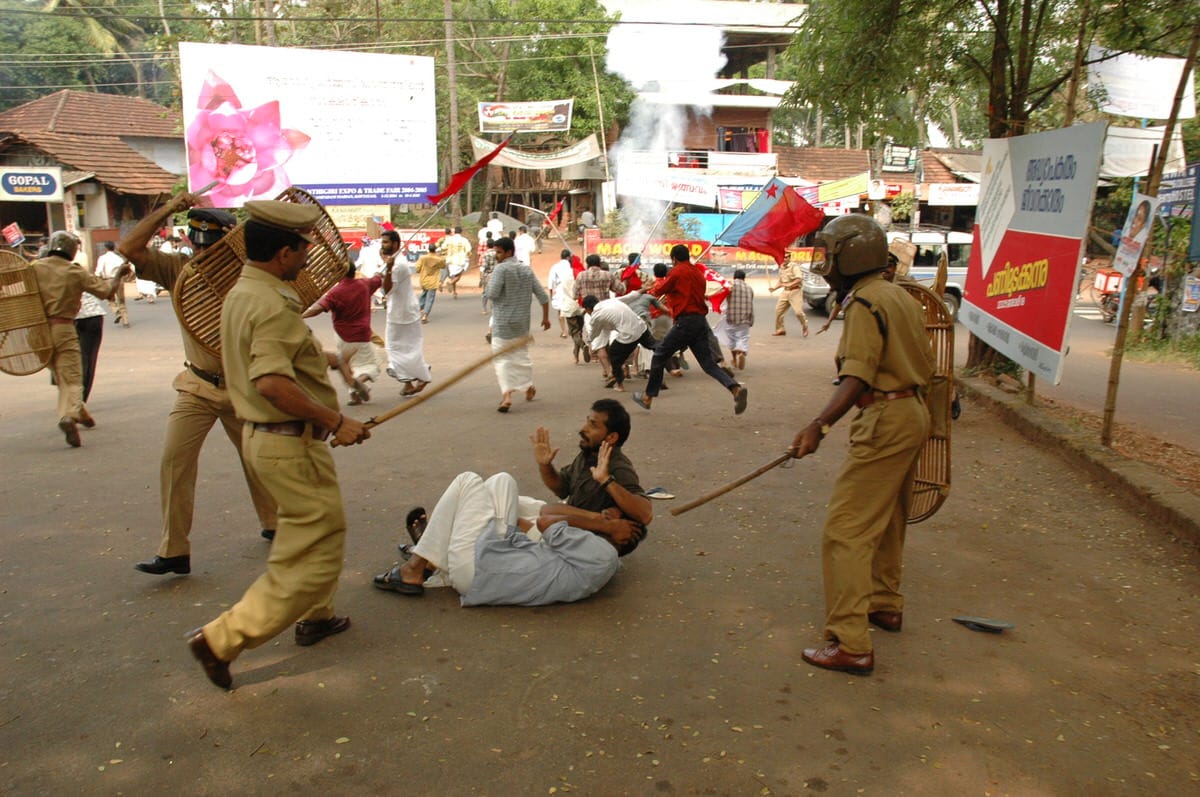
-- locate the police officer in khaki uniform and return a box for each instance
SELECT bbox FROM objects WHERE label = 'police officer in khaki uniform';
[31,231,130,447]
[787,214,934,676]
[188,200,369,690]
[119,196,278,576]
[768,259,809,337]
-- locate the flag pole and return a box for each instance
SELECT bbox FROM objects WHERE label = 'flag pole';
[632,194,678,265]
[510,201,572,256]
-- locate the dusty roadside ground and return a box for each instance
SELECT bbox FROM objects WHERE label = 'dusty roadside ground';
[1,276,1197,795]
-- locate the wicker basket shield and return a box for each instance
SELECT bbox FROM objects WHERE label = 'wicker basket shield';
[899,279,954,523]
[0,249,54,376]
[173,187,351,358]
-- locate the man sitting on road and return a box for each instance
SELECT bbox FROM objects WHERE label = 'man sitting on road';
[372,399,652,605]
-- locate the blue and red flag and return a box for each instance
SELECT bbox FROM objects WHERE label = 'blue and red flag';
[715,177,824,265]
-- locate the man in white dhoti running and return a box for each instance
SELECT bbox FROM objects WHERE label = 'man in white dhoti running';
[372,399,652,605]
[547,248,576,338]
[484,235,551,413]
[377,229,431,396]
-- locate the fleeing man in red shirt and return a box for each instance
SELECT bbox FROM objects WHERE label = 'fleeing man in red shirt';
[631,245,748,415]
[303,260,382,405]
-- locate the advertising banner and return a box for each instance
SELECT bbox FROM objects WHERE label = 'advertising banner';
[961,122,1106,384]
[478,99,573,133]
[614,169,716,206]
[817,172,869,203]
[179,42,437,206]
[2,222,25,246]
[1112,193,1161,276]
[1088,46,1196,120]
[1159,163,1198,219]
[584,235,819,269]
[470,134,600,170]
[927,183,980,206]
[0,166,63,203]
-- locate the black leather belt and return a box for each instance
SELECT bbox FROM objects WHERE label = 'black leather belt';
[252,420,331,441]
[856,387,918,409]
[187,362,223,388]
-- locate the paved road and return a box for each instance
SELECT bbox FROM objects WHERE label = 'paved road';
[1,271,1197,793]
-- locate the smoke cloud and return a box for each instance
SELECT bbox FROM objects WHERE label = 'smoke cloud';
[606,23,726,249]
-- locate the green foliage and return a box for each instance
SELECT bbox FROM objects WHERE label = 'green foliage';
[890,191,915,222]
[1127,330,1200,370]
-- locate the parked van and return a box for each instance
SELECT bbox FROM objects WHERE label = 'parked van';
[800,226,972,320]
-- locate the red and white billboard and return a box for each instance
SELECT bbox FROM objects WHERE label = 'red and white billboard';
[961,123,1107,384]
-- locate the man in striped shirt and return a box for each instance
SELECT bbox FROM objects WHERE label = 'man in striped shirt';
[484,236,551,412]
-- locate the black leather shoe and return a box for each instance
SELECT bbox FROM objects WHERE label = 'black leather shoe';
[134,555,190,575]
[261,528,276,541]
[187,628,232,689]
[295,616,351,647]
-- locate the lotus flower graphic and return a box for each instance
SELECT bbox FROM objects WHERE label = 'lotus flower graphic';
[186,71,311,206]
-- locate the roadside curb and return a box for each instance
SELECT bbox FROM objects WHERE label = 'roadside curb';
[957,376,1200,547]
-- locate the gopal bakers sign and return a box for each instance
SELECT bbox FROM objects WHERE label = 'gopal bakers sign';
[1,167,64,202]
[961,122,1106,384]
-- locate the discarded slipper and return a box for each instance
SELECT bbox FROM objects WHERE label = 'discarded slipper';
[373,565,424,596]
[645,487,675,500]
[952,616,1014,633]
[405,506,427,544]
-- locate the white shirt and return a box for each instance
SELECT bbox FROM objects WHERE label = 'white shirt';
[586,298,648,349]
[548,258,575,313]
[486,218,504,238]
[357,241,384,278]
[514,233,536,266]
[386,261,420,325]
[96,250,125,279]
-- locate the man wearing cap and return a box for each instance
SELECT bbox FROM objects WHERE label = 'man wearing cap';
[187,200,369,690]
[31,231,130,447]
[119,194,279,577]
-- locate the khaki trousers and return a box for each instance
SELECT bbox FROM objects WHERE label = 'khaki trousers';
[48,323,84,421]
[821,396,929,654]
[204,426,346,661]
[157,386,278,557]
[773,289,807,333]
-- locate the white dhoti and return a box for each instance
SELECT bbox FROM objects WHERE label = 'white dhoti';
[135,278,158,297]
[715,317,751,353]
[386,320,431,383]
[337,336,382,382]
[492,335,533,393]
[411,472,545,594]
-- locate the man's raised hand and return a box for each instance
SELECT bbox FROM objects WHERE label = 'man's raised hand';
[530,426,558,466]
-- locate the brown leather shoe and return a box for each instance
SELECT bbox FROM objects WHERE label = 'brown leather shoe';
[802,643,874,675]
[58,417,81,447]
[187,628,232,689]
[295,616,351,647]
[868,610,903,632]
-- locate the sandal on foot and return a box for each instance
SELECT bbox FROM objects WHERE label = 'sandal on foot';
[497,401,511,413]
[372,564,424,596]
[405,507,427,544]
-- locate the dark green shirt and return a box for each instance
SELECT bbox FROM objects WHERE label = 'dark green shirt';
[556,446,645,512]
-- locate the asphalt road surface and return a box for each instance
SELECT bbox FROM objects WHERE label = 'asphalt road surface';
[1,270,1197,794]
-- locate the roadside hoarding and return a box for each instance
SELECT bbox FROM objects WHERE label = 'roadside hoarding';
[478,99,573,134]
[1111,193,1160,276]
[1159,163,1197,219]
[179,42,437,206]
[583,231,819,270]
[961,122,1107,384]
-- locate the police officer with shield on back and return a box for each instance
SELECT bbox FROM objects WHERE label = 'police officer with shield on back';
[787,214,935,677]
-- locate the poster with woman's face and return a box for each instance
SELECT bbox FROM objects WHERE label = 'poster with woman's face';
[1111,193,1160,276]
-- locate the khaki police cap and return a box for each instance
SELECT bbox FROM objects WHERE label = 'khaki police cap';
[244,200,320,244]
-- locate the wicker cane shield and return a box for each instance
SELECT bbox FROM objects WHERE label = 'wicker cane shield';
[899,279,953,523]
[173,187,351,358]
[0,250,54,376]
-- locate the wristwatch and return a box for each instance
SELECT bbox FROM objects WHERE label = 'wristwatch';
[814,418,832,437]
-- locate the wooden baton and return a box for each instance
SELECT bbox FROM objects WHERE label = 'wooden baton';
[360,334,535,431]
[668,453,793,516]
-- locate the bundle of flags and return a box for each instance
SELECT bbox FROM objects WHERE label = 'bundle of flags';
[715,176,824,265]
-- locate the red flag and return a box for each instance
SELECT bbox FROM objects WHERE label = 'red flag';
[427,135,513,204]
[717,177,824,265]
[547,197,565,224]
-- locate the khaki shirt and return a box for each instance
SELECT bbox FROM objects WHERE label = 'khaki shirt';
[777,262,802,292]
[135,247,225,380]
[32,255,111,319]
[220,266,339,424]
[837,272,935,393]
[414,253,445,291]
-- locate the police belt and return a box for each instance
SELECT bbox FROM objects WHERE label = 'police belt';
[252,420,332,442]
[855,387,919,409]
[186,362,223,388]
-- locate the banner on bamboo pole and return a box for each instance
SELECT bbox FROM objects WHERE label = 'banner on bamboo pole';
[960,123,1106,384]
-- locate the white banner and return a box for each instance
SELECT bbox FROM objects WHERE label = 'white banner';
[1088,46,1196,120]
[471,134,601,170]
[927,183,980,206]
[1101,125,1187,178]
[615,169,716,206]
[179,42,438,206]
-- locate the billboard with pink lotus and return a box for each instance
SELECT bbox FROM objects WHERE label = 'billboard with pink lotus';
[179,42,437,207]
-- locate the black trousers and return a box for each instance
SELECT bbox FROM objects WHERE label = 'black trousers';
[74,315,103,402]
[607,329,658,386]
[646,314,736,397]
